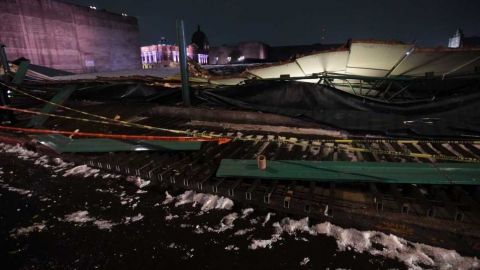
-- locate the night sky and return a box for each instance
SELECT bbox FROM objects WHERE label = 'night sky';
[64,0,479,47]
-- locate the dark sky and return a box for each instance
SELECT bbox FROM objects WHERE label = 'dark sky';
[65,0,479,47]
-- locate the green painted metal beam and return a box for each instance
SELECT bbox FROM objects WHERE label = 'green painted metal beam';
[36,134,201,153]
[216,159,480,185]
[176,19,191,106]
[12,60,30,85]
[28,85,77,128]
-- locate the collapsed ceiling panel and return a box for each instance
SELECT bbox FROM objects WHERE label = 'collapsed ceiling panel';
[392,48,480,77]
[247,62,305,79]
[296,49,349,75]
[346,41,413,77]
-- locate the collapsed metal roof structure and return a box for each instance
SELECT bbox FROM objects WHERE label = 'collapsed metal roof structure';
[212,40,480,101]
[1,40,480,257]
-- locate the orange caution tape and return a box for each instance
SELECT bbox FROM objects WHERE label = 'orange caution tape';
[0,125,231,144]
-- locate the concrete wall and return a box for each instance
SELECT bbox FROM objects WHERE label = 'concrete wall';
[0,0,141,73]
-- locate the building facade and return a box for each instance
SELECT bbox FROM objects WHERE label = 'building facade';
[140,25,210,68]
[208,41,342,64]
[448,29,480,48]
[0,0,141,73]
[140,43,208,69]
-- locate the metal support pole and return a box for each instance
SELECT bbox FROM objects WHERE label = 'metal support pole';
[0,44,14,124]
[176,20,191,106]
[0,43,10,82]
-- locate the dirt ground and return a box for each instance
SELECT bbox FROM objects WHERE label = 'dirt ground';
[0,153,410,270]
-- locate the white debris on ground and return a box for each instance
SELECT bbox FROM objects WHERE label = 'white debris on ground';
[165,190,233,212]
[1,143,478,269]
[93,219,117,231]
[249,217,260,225]
[162,191,174,205]
[249,233,282,250]
[63,210,117,230]
[262,212,275,226]
[184,248,195,259]
[64,211,94,223]
[248,217,479,270]
[126,176,150,188]
[234,228,255,236]
[225,245,239,251]
[124,213,144,224]
[63,165,100,178]
[166,242,195,259]
[2,143,38,160]
[313,221,479,270]
[203,212,238,233]
[0,183,33,196]
[10,222,47,238]
[300,257,310,266]
[241,208,254,218]
[0,143,148,188]
[168,242,179,249]
[165,213,179,221]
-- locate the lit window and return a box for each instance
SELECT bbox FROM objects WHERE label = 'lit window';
[238,56,245,61]
[89,5,97,10]
[227,57,231,62]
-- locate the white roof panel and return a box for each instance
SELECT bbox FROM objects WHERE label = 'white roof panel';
[296,50,349,75]
[346,41,412,75]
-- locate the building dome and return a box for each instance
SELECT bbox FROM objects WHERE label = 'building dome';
[191,25,209,52]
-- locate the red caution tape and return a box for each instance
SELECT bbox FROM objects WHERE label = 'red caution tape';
[0,125,231,144]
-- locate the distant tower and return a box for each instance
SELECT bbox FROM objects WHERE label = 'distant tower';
[191,25,209,52]
[448,29,464,48]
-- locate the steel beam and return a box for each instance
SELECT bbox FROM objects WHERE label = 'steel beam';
[176,19,191,106]
[35,134,202,153]
[0,44,10,81]
[216,159,480,185]
[28,85,77,128]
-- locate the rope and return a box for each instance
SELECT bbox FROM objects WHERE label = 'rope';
[0,105,145,129]
[2,82,191,135]
[0,125,231,144]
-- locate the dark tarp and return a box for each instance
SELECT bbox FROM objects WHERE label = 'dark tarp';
[198,81,480,137]
[71,83,180,102]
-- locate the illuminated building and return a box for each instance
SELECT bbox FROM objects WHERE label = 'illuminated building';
[448,29,480,48]
[140,25,210,68]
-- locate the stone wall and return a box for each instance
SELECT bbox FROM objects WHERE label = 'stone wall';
[0,0,141,73]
